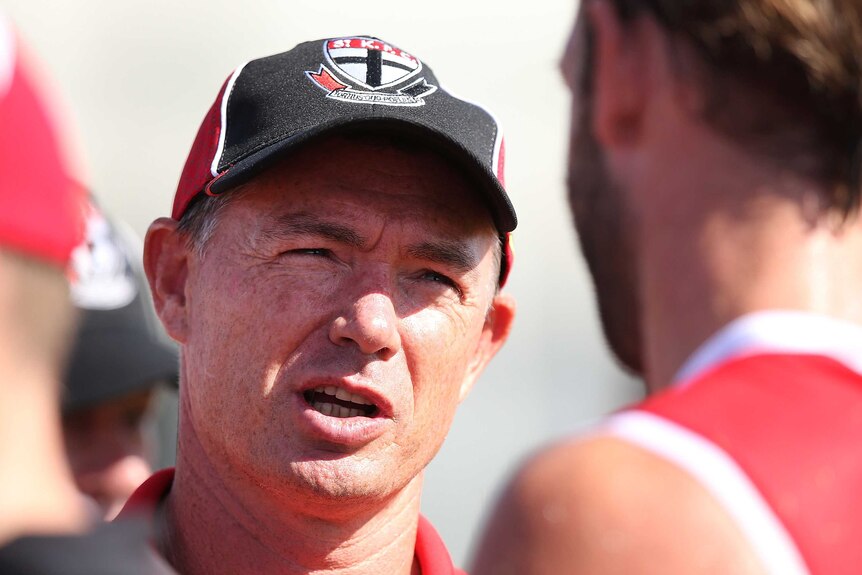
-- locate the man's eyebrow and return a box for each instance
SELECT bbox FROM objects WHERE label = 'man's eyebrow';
[407,241,479,274]
[262,213,366,247]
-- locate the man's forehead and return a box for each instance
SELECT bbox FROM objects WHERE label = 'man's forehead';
[253,204,495,246]
[560,9,589,90]
[249,209,494,277]
[560,39,577,89]
[241,135,498,231]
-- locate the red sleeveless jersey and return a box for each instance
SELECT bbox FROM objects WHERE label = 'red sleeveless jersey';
[613,353,862,574]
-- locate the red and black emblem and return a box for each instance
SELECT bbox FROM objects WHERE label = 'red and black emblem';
[306,37,437,107]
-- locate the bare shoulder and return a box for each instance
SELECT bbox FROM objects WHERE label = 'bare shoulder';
[470,434,766,575]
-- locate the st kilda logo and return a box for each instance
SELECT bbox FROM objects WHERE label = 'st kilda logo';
[306,37,437,107]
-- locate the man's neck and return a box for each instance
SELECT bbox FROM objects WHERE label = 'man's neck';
[636,144,862,391]
[161,436,425,575]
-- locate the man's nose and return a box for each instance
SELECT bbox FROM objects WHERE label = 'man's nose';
[329,291,401,360]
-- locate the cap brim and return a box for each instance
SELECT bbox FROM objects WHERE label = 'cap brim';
[208,116,517,233]
[63,327,179,412]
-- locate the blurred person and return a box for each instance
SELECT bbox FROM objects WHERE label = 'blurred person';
[119,35,517,575]
[64,199,178,520]
[472,1,862,574]
[0,12,170,575]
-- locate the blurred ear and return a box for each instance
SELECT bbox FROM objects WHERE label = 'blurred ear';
[143,218,189,343]
[588,0,651,148]
[459,292,516,402]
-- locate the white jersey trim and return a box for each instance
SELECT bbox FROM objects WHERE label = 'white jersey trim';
[210,61,249,178]
[599,411,810,575]
[675,310,862,385]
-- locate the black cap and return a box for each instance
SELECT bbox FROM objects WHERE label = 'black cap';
[172,36,517,284]
[63,200,178,412]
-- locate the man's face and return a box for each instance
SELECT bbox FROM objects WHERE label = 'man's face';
[63,388,155,519]
[178,135,508,502]
[562,12,643,374]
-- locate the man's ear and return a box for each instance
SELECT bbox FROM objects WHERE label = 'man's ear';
[459,292,516,402]
[144,217,190,343]
[588,0,651,148]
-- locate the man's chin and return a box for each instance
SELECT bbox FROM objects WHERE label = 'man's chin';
[264,458,410,505]
[605,329,644,376]
[588,282,643,377]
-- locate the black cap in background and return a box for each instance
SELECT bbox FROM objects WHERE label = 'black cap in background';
[63,199,178,412]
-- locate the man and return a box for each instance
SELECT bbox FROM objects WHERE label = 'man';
[64,199,178,520]
[472,1,862,574]
[0,13,166,575]
[121,36,517,574]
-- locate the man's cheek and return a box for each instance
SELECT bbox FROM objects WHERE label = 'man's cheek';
[401,307,470,346]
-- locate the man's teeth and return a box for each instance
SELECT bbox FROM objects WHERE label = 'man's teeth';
[314,403,366,418]
[308,386,375,418]
[320,386,372,405]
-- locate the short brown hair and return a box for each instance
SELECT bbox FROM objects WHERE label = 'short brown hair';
[606,0,862,214]
[176,187,249,258]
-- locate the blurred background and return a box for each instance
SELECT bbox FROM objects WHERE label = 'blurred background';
[5,0,642,564]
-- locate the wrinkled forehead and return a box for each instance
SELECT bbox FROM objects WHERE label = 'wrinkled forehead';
[560,6,591,91]
[241,132,499,238]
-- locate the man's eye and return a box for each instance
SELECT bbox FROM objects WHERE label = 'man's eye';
[288,248,330,257]
[421,270,461,293]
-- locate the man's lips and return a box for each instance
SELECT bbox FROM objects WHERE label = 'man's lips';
[294,379,394,448]
[299,379,392,420]
[303,386,378,418]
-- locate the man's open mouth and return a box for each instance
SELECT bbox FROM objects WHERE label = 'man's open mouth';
[303,386,379,418]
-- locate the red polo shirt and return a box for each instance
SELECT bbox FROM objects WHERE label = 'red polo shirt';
[119,468,466,575]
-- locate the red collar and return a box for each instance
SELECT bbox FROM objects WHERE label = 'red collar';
[118,468,465,575]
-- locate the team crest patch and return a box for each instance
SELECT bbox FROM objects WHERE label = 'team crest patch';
[306,37,437,107]
[69,202,137,310]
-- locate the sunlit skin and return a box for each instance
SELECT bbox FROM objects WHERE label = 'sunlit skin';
[63,388,155,520]
[145,134,515,574]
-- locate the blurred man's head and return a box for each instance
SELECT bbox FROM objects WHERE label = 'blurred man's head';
[0,13,89,543]
[63,200,178,519]
[562,0,862,375]
[0,17,82,383]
